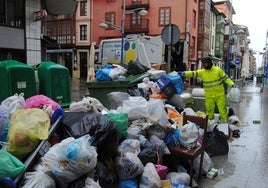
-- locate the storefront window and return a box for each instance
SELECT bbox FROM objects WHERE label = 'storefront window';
[0,0,24,27]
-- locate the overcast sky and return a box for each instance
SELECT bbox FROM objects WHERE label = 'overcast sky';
[231,0,268,66]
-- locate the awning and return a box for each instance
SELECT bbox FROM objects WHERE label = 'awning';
[46,49,73,53]
[241,53,250,77]
[42,0,78,16]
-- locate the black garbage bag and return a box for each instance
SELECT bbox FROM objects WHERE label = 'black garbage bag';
[62,112,120,161]
[128,87,150,101]
[68,169,99,188]
[138,136,158,165]
[127,59,149,75]
[94,161,118,188]
[69,160,118,188]
[61,112,89,138]
[205,126,229,157]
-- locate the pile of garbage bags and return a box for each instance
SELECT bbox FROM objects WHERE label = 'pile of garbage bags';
[0,78,241,187]
[0,93,64,187]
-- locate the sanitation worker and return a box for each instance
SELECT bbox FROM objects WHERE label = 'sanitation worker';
[179,55,235,123]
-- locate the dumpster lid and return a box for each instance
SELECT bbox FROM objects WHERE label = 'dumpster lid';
[125,73,151,84]
[86,73,151,85]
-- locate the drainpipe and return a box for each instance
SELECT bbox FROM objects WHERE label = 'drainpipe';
[90,0,93,43]
[225,0,233,76]
[225,0,233,93]
[184,0,189,68]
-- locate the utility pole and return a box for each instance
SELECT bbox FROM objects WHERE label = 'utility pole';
[225,0,233,77]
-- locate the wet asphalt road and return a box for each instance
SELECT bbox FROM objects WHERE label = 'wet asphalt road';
[198,80,268,188]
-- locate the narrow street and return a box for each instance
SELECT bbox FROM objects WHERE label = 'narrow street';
[70,77,268,188]
[198,79,268,188]
[69,77,89,102]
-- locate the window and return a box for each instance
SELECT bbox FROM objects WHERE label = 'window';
[62,22,71,35]
[61,22,72,44]
[0,0,24,27]
[198,15,204,33]
[131,12,141,25]
[159,7,170,26]
[190,36,196,58]
[211,33,215,52]
[105,12,115,29]
[192,10,196,28]
[80,1,87,16]
[0,0,5,24]
[132,0,141,5]
[80,25,87,40]
[191,36,196,48]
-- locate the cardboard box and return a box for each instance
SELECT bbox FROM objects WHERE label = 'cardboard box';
[207,168,218,179]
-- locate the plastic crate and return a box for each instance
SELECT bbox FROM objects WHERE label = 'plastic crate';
[156,75,177,98]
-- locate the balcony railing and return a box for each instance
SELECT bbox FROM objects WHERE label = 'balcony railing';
[124,19,149,34]
[54,35,75,45]
[46,19,75,46]
[125,0,150,10]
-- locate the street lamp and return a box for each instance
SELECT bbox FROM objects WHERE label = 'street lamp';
[99,1,148,64]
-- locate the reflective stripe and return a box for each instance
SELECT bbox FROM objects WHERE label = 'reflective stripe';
[222,75,229,81]
[191,71,198,78]
[203,77,222,84]
[203,82,223,88]
[203,74,229,89]
[203,77,224,88]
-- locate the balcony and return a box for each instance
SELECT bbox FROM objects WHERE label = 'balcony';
[124,19,149,34]
[124,0,150,10]
[46,19,75,46]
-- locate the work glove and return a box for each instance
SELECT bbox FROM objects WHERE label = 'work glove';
[178,71,185,77]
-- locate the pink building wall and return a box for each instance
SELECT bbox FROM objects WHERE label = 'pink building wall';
[92,0,199,62]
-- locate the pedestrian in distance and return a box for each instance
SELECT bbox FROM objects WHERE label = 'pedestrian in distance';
[178,55,235,123]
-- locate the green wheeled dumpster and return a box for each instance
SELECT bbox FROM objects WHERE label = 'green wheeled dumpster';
[256,74,263,84]
[86,73,150,109]
[0,60,36,102]
[37,61,71,107]
[86,80,129,109]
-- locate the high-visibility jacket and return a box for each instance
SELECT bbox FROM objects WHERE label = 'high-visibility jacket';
[184,66,234,96]
[184,66,234,122]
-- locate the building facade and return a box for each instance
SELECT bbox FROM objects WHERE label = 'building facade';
[93,0,199,73]
[0,0,42,65]
[0,0,254,82]
[214,0,250,80]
